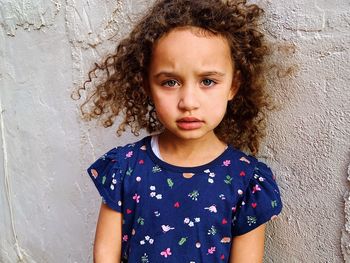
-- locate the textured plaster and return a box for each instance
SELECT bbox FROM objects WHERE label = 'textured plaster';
[0,0,349,262]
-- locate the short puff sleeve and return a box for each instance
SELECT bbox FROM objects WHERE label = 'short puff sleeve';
[232,161,282,236]
[87,147,124,213]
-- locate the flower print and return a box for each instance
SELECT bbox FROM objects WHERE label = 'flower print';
[136,176,142,182]
[208,178,214,184]
[150,192,156,197]
[252,184,262,193]
[259,177,265,182]
[237,189,243,195]
[174,202,180,208]
[247,216,257,226]
[140,235,154,245]
[194,217,200,223]
[133,193,140,203]
[160,248,172,258]
[150,185,156,191]
[220,254,225,260]
[155,194,162,199]
[122,235,128,241]
[125,151,133,158]
[188,221,194,227]
[207,225,217,235]
[162,225,175,233]
[251,203,257,208]
[139,159,144,164]
[232,206,236,212]
[204,205,217,213]
[195,242,201,248]
[221,218,228,224]
[207,246,216,254]
[110,174,117,190]
[188,190,199,201]
[152,165,162,173]
[184,218,190,224]
[219,194,226,200]
[222,160,231,166]
[141,253,149,263]
[239,156,250,164]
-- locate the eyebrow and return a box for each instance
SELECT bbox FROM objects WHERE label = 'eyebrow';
[153,71,226,79]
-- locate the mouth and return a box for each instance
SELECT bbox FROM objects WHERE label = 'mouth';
[176,117,204,130]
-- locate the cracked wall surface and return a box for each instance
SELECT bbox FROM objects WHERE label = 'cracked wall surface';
[0,0,349,262]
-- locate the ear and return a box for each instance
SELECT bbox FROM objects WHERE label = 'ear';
[228,70,241,100]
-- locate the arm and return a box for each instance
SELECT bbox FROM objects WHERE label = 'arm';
[93,202,123,263]
[229,223,266,263]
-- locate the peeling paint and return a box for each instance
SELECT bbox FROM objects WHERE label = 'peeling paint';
[0,0,61,36]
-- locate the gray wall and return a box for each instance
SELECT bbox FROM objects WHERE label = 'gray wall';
[0,0,349,262]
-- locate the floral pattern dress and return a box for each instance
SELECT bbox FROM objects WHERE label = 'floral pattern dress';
[87,136,283,263]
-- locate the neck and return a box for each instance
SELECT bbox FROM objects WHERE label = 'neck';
[157,131,227,166]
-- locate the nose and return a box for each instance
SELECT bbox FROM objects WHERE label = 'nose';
[178,85,200,111]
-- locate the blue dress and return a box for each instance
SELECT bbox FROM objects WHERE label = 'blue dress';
[87,136,283,263]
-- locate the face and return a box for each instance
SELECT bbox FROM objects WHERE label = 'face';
[148,27,237,142]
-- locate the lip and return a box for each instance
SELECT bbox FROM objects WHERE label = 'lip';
[176,117,203,130]
[177,117,202,122]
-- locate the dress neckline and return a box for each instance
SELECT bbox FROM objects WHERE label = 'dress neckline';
[145,135,234,173]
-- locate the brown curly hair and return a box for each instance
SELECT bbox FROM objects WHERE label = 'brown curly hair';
[74,0,273,155]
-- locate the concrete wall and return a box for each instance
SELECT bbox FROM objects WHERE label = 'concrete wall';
[0,0,349,262]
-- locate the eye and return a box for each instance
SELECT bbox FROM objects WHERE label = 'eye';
[162,80,179,87]
[201,79,216,87]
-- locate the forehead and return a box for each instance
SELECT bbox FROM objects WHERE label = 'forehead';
[150,27,233,71]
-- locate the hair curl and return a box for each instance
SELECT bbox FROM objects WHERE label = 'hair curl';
[73,0,273,155]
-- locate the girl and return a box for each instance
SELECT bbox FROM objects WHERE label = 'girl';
[78,0,283,262]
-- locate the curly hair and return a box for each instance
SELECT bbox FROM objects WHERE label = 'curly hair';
[74,0,273,155]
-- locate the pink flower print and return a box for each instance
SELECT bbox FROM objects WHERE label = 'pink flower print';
[232,206,237,212]
[133,193,140,203]
[252,184,262,194]
[122,235,128,242]
[207,246,216,254]
[222,160,231,166]
[139,159,144,164]
[126,151,133,158]
[160,248,172,258]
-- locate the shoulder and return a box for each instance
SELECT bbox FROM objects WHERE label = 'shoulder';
[87,136,150,175]
[227,148,277,188]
